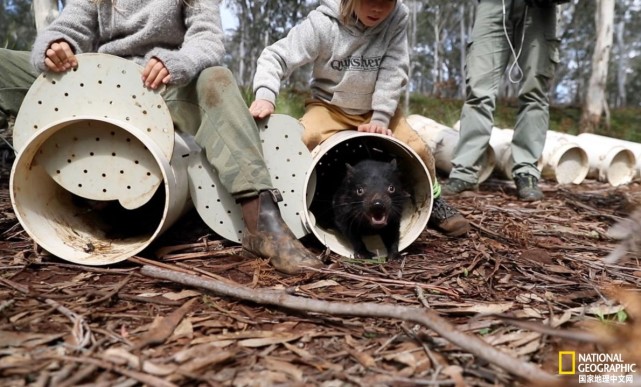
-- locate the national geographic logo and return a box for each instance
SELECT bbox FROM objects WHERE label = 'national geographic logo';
[559,351,576,374]
[558,351,637,384]
[330,55,383,71]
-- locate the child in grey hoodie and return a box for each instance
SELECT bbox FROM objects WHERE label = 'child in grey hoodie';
[0,0,322,274]
[250,0,470,237]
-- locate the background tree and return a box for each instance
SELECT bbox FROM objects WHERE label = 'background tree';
[1,0,37,50]
[580,0,615,133]
[32,0,60,32]
[223,0,315,89]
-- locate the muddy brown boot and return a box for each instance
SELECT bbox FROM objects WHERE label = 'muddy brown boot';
[428,196,470,237]
[240,189,323,274]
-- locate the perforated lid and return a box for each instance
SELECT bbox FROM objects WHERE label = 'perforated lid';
[13,53,174,209]
[34,118,163,209]
[188,114,313,242]
[14,54,174,156]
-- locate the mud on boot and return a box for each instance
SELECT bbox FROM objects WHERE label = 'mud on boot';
[241,190,323,274]
[441,178,477,196]
[428,196,470,237]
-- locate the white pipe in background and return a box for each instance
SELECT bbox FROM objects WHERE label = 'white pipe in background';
[489,127,514,180]
[491,129,591,185]
[407,115,496,183]
[574,133,637,186]
[577,133,641,180]
[539,131,589,185]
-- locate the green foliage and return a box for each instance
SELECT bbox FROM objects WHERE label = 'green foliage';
[407,94,463,127]
[273,88,306,118]
[616,309,628,323]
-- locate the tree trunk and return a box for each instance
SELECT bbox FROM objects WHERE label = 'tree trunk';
[459,3,466,99]
[580,0,615,133]
[615,17,627,108]
[404,0,418,114]
[431,8,441,95]
[33,0,60,32]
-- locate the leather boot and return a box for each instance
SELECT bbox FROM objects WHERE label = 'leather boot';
[240,189,323,274]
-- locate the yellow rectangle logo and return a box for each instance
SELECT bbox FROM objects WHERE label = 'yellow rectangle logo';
[559,351,576,374]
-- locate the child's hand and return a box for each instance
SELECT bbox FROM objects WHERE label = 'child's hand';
[44,40,77,72]
[249,99,275,119]
[357,123,393,136]
[142,57,171,89]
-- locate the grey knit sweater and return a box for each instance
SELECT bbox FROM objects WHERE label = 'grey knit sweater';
[253,0,409,127]
[30,0,225,86]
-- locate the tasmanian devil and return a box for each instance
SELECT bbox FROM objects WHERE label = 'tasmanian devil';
[332,159,409,260]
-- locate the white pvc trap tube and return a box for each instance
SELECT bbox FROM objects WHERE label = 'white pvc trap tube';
[576,133,639,184]
[9,53,193,265]
[10,118,196,265]
[538,131,589,185]
[489,128,514,179]
[573,133,637,186]
[407,114,496,183]
[301,131,433,259]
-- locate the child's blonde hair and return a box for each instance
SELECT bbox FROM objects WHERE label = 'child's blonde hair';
[339,0,360,25]
[340,0,396,26]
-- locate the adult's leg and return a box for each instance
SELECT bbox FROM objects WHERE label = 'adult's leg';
[449,0,512,184]
[165,67,272,198]
[511,2,558,179]
[0,49,38,128]
[390,113,470,237]
[164,67,322,274]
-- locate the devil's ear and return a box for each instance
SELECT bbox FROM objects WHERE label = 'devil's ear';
[345,162,355,176]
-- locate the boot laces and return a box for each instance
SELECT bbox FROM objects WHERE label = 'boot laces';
[516,174,538,189]
[432,197,458,220]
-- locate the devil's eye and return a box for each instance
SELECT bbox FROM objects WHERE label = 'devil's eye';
[388,185,395,193]
[356,187,365,195]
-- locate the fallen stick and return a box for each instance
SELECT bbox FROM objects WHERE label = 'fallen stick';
[140,265,556,383]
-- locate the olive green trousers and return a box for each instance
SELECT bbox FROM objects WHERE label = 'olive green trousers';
[450,0,559,182]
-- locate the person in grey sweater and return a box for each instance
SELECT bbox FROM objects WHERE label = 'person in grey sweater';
[250,0,470,238]
[0,0,322,274]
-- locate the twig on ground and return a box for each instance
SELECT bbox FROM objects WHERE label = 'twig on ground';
[45,298,94,350]
[140,264,557,383]
[307,266,459,297]
[48,355,177,387]
[486,314,606,343]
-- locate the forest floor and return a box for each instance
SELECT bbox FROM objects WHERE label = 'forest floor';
[1,125,641,386]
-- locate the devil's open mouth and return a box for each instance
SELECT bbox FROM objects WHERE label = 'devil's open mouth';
[369,210,388,228]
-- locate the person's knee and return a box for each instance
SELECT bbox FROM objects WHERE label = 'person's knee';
[198,66,237,94]
[200,66,234,82]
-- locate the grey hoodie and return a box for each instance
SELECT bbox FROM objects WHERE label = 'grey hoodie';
[30,0,225,86]
[253,0,409,127]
